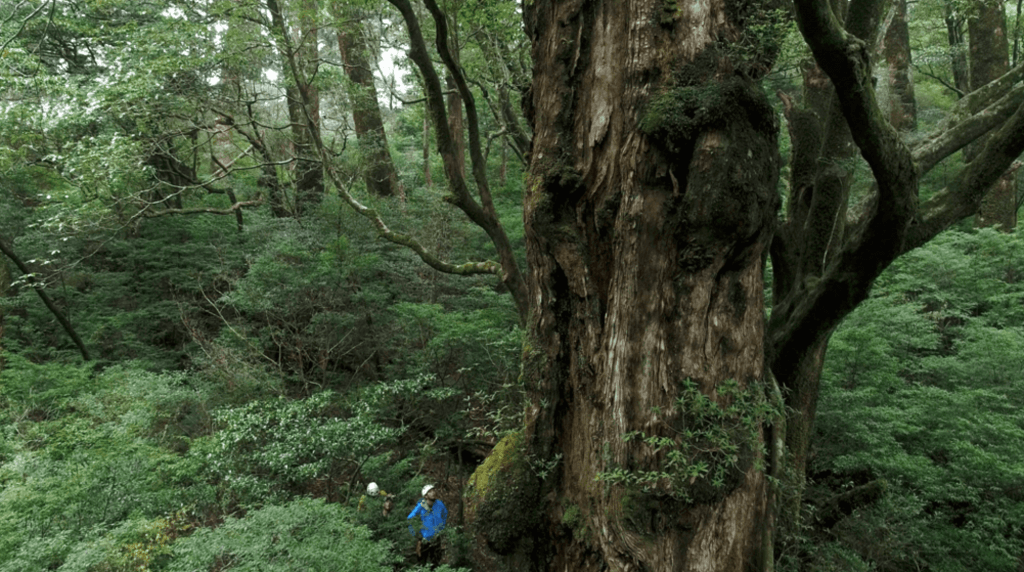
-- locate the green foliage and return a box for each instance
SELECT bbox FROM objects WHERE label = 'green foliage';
[809,229,1024,572]
[59,508,193,572]
[193,389,402,507]
[168,498,396,572]
[560,503,591,544]
[0,353,93,421]
[0,366,215,572]
[598,378,779,503]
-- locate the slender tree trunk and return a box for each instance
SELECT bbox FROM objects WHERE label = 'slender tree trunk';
[947,4,971,95]
[446,73,466,178]
[503,0,782,569]
[0,257,8,371]
[335,8,402,197]
[876,0,917,131]
[968,0,1017,229]
[424,113,432,189]
[1014,0,1023,65]
[268,0,323,218]
[0,234,90,362]
[499,138,506,186]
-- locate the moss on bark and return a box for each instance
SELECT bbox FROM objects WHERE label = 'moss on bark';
[465,431,541,554]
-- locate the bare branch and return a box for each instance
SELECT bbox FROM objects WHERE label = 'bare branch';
[912,63,1024,173]
[0,0,47,55]
[0,231,90,361]
[142,199,264,218]
[912,63,965,97]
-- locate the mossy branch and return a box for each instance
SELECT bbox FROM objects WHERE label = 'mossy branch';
[913,73,1024,175]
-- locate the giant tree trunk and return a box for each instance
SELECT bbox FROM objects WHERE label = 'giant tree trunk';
[516,0,781,569]
[335,8,402,198]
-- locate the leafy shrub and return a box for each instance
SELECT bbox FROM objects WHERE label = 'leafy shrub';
[812,229,1024,572]
[192,389,403,506]
[168,497,395,572]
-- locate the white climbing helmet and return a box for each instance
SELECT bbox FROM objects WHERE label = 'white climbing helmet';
[422,484,434,497]
[367,482,380,496]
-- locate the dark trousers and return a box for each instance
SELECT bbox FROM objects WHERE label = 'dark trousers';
[417,537,443,565]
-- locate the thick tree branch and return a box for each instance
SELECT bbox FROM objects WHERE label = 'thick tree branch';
[794,0,918,226]
[907,99,1024,249]
[774,8,1024,374]
[912,64,1024,173]
[772,0,919,375]
[0,233,90,361]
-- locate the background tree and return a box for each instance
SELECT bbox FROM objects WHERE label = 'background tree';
[333,3,403,197]
[966,0,1018,229]
[267,0,325,217]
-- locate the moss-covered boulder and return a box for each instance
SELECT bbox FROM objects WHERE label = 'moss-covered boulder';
[464,431,541,554]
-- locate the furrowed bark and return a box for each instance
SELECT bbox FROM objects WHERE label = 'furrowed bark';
[511,0,782,569]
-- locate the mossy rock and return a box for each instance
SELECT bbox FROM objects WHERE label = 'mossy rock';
[465,431,541,554]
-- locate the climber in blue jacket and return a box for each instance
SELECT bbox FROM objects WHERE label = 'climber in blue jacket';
[408,484,448,563]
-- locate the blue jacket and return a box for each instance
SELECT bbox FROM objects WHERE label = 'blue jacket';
[407,498,448,540]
